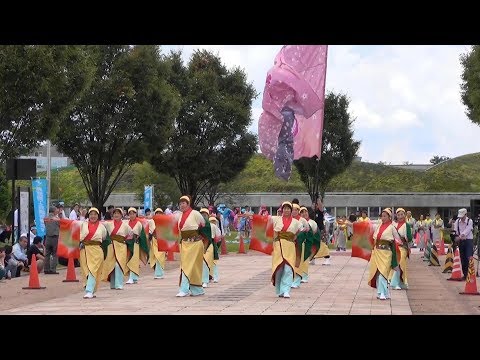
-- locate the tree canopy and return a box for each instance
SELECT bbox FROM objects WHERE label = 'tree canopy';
[54,45,180,211]
[150,49,257,205]
[461,45,480,125]
[0,45,93,163]
[294,92,361,201]
[429,155,451,165]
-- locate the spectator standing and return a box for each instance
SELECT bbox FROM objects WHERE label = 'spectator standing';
[454,208,474,280]
[104,205,114,220]
[44,206,60,275]
[69,203,80,220]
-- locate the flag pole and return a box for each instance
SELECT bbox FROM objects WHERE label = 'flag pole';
[313,45,328,204]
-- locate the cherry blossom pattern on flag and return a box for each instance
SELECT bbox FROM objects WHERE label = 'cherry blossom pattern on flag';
[258,45,328,180]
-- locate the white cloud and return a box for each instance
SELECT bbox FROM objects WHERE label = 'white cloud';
[389,109,421,128]
[161,45,479,164]
[349,100,383,129]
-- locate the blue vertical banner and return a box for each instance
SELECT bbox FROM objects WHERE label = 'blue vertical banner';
[31,178,48,238]
[144,185,153,213]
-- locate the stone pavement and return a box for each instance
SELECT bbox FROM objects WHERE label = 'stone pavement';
[0,252,412,315]
[406,248,480,315]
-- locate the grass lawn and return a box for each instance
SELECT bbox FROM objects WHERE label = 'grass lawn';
[222,231,353,252]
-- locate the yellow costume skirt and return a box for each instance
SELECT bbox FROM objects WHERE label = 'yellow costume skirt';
[368,248,392,288]
[179,240,204,287]
[101,241,128,281]
[271,239,296,285]
[149,238,166,270]
[80,245,104,292]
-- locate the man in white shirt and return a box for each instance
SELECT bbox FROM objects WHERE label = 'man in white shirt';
[69,203,80,220]
[454,208,474,281]
[164,205,173,215]
[12,235,29,277]
[13,208,18,243]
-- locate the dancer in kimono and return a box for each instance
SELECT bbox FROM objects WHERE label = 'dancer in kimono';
[102,208,131,290]
[335,216,348,251]
[125,207,148,285]
[416,215,427,251]
[291,203,309,288]
[390,208,412,290]
[368,208,399,300]
[149,208,166,279]
[271,201,301,298]
[176,196,207,297]
[80,207,108,299]
[431,213,444,252]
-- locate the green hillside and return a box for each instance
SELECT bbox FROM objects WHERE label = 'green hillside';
[425,153,480,192]
[327,161,427,192]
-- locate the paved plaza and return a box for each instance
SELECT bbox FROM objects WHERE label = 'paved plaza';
[1,249,480,315]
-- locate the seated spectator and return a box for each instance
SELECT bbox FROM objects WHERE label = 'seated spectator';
[4,245,19,279]
[29,225,37,245]
[12,235,29,277]
[27,236,45,273]
[0,225,11,244]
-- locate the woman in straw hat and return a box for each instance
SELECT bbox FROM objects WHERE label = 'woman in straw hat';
[390,208,413,290]
[271,201,302,298]
[80,207,108,299]
[368,208,399,300]
[125,207,149,285]
[148,208,166,279]
[102,208,131,290]
[176,195,207,297]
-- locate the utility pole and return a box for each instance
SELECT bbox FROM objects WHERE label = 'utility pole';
[46,140,51,208]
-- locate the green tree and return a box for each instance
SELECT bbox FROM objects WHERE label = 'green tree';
[0,45,93,163]
[150,50,258,205]
[294,92,361,202]
[0,168,10,222]
[128,162,181,209]
[429,155,451,165]
[54,46,180,211]
[461,45,480,124]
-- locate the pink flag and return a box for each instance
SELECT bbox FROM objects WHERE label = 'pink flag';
[258,45,328,180]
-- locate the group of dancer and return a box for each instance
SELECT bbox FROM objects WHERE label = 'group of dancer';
[77,196,222,299]
[265,198,331,298]
[73,196,426,301]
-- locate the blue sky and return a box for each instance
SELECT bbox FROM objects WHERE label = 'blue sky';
[162,45,476,164]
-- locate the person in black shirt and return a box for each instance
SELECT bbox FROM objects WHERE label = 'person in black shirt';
[27,236,45,273]
[310,198,331,265]
[104,205,114,220]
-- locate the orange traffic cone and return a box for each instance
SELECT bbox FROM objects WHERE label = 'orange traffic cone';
[438,238,446,256]
[167,251,175,261]
[238,234,246,254]
[460,256,480,295]
[22,255,46,290]
[220,236,228,255]
[447,248,463,281]
[63,257,79,282]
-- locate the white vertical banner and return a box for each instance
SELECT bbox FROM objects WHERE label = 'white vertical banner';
[19,187,30,237]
